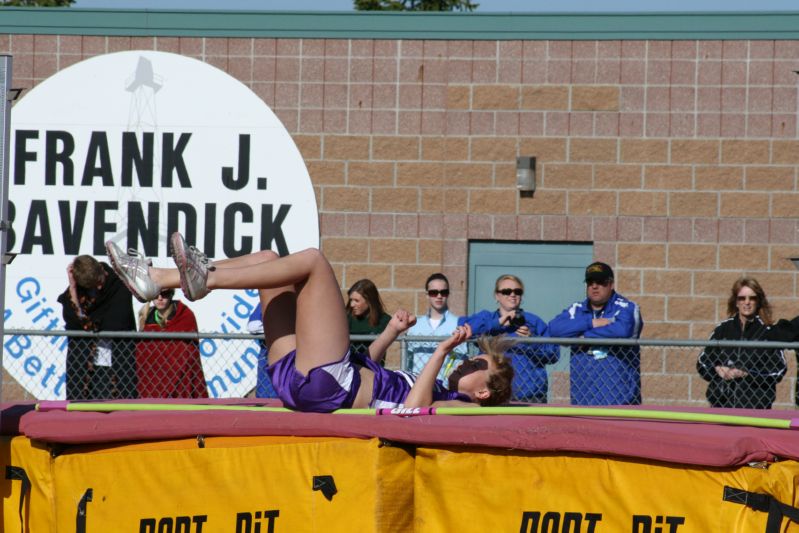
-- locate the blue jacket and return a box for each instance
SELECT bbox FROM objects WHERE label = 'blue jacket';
[548,291,643,406]
[458,309,559,402]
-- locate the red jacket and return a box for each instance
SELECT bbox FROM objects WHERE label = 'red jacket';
[136,301,208,398]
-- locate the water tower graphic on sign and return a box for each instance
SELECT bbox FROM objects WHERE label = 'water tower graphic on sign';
[108,56,167,253]
[126,56,163,124]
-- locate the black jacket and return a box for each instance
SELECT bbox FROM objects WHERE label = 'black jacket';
[57,263,137,400]
[697,314,786,409]
[766,315,799,406]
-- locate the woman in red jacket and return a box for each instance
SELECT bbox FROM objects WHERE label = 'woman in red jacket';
[136,288,208,398]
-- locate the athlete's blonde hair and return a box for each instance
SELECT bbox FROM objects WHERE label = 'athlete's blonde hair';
[475,335,515,406]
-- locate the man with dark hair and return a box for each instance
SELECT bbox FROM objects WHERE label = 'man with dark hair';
[406,273,467,379]
[548,262,644,405]
[58,254,138,400]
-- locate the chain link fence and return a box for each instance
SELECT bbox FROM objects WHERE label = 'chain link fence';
[3,330,799,409]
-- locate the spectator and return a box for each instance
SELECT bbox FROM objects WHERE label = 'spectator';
[248,304,278,398]
[697,277,786,409]
[57,254,137,400]
[549,262,643,406]
[406,273,467,379]
[458,274,558,403]
[346,279,391,359]
[136,288,208,398]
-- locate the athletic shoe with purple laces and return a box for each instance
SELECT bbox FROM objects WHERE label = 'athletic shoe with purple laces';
[171,232,214,302]
[105,241,160,302]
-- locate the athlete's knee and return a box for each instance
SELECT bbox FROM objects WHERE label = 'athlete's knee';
[296,247,326,265]
[255,249,280,262]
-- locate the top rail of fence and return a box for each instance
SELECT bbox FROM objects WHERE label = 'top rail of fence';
[10,329,799,350]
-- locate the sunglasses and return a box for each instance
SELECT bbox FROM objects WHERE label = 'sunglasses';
[737,295,758,302]
[587,279,611,287]
[156,291,174,299]
[427,289,450,297]
[497,288,524,296]
[458,358,489,373]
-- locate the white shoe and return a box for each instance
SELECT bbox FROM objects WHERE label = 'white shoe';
[171,232,214,302]
[105,241,160,302]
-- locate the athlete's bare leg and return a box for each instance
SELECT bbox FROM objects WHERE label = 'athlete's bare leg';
[198,249,348,373]
[152,247,348,374]
[113,235,350,374]
[147,250,280,290]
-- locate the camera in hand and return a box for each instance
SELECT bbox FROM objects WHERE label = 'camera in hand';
[510,310,527,328]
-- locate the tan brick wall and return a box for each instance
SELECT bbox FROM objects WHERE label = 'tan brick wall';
[5,35,799,408]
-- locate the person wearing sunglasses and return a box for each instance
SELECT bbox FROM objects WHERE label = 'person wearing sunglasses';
[136,288,208,399]
[697,277,785,409]
[457,274,558,403]
[106,234,515,411]
[549,261,643,406]
[406,273,468,379]
[58,254,137,400]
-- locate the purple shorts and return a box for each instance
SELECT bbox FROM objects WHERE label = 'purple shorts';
[267,350,361,413]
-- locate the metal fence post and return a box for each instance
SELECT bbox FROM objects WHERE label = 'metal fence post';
[0,55,14,407]
[400,337,408,372]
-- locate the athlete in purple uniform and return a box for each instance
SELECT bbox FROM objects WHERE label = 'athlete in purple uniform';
[106,233,514,413]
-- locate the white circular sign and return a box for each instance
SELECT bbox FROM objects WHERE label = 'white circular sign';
[5,51,319,399]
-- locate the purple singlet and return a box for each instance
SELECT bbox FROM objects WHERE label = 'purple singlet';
[267,350,469,413]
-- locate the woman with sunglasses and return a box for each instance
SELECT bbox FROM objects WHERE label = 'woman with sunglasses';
[136,288,208,398]
[406,273,468,379]
[107,234,515,411]
[457,274,558,403]
[697,277,786,409]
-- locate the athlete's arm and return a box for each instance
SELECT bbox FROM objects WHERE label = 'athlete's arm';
[404,325,471,408]
[368,309,416,363]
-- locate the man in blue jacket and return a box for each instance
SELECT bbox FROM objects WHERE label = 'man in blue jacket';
[548,262,643,405]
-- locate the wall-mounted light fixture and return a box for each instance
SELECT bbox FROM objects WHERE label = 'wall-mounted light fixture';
[516,156,536,198]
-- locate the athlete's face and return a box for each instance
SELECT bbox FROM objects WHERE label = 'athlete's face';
[348,291,370,318]
[448,355,493,401]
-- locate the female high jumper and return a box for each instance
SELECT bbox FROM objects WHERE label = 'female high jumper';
[106,233,514,413]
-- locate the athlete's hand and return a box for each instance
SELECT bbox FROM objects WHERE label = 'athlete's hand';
[440,323,472,352]
[389,308,416,334]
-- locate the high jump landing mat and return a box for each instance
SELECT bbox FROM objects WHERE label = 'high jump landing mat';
[2,400,799,532]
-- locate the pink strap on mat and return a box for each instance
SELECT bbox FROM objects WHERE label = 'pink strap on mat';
[376,407,435,416]
[36,401,69,412]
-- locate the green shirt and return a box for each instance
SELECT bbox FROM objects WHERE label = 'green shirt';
[348,312,391,335]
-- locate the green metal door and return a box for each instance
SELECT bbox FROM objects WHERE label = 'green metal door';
[468,241,593,322]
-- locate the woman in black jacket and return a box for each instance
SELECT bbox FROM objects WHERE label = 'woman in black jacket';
[697,277,786,409]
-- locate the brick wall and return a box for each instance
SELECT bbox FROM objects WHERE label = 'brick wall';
[3,34,799,405]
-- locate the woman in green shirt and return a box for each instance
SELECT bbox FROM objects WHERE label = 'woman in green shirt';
[347,279,391,360]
